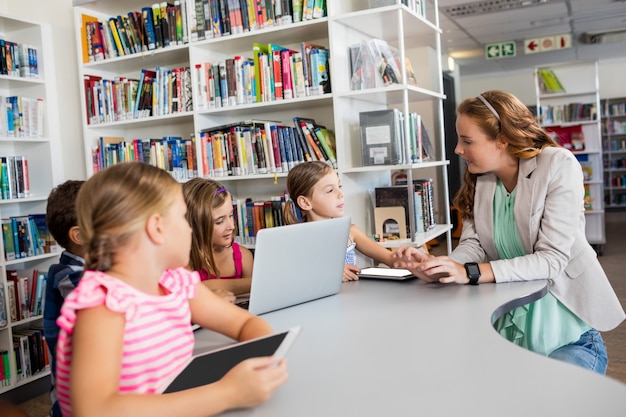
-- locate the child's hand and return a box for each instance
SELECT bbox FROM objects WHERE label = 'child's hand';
[212,288,236,303]
[220,356,288,408]
[343,264,360,282]
[392,246,431,265]
[392,247,441,283]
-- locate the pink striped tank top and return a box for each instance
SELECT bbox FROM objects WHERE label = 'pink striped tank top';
[55,268,199,417]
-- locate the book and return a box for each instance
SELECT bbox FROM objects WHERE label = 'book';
[142,6,158,50]
[313,127,337,168]
[360,109,403,166]
[308,46,330,95]
[0,284,6,328]
[252,43,268,102]
[537,68,565,94]
[79,14,100,63]
[300,42,327,96]
[6,280,17,322]
[13,156,30,198]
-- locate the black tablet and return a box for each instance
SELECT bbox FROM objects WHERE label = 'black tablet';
[162,326,301,393]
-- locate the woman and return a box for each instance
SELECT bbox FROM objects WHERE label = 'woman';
[394,90,624,373]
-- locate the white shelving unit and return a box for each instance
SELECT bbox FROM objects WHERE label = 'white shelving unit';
[601,96,626,209]
[534,60,605,254]
[72,1,451,255]
[0,14,63,394]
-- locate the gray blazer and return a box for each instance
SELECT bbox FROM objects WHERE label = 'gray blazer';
[450,146,625,331]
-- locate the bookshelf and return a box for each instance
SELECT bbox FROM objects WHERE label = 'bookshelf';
[0,14,63,393]
[72,1,451,256]
[534,61,605,254]
[601,96,626,209]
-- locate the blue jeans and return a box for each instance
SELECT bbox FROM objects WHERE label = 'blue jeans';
[548,328,608,374]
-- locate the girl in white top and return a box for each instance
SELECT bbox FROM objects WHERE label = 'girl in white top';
[284,161,396,281]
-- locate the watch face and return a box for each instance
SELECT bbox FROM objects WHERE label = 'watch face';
[467,263,480,276]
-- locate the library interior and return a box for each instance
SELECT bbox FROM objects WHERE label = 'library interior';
[1,0,626,416]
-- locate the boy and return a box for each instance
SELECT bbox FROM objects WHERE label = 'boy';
[43,180,85,417]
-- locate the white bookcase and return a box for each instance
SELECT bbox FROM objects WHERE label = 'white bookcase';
[534,60,605,254]
[0,14,63,394]
[601,96,626,209]
[72,1,451,254]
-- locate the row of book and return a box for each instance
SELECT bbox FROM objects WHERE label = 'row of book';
[1,155,30,200]
[3,269,48,322]
[537,102,598,126]
[229,180,437,247]
[0,38,39,79]
[360,109,434,167]
[199,117,336,177]
[605,138,626,152]
[2,214,58,261]
[0,96,44,138]
[232,195,291,245]
[606,192,626,206]
[374,179,437,238]
[604,120,626,135]
[190,0,327,41]
[604,102,626,117]
[92,136,198,181]
[93,136,198,178]
[0,326,50,386]
[84,66,192,125]
[80,2,188,63]
[195,41,329,111]
[605,156,626,170]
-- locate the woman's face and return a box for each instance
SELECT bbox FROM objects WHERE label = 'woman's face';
[454,113,506,175]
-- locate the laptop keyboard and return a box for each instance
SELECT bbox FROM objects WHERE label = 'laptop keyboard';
[235,299,250,310]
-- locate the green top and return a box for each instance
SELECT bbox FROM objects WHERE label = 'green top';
[492,180,590,355]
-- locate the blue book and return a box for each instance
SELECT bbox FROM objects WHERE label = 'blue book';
[141,7,157,50]
[273,125,289,172]
[11,217,20,259]
[309,47,329,95]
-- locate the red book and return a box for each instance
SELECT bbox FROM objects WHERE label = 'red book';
[298,121,324,161]
[29,268,38,313]
[83,74,103,124]
[280,49,293,99]
[89,20,105,61]
[272,50,283,99]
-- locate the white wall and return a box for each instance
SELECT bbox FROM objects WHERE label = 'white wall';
[1,0,86,181]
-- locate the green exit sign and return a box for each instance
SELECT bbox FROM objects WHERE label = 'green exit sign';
[485,41,516,59]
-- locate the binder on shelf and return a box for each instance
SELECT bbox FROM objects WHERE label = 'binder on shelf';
[360,109,403,166]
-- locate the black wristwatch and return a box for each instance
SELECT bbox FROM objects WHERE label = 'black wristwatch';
[464,262,480,285]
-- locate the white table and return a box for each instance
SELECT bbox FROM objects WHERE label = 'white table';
[195,279,626,416]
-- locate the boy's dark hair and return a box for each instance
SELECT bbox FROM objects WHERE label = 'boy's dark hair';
[46,180,85,249]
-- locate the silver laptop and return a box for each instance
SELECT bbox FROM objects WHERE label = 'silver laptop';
[243,216,350,315]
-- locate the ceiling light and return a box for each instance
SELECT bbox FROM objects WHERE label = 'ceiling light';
[443,0,552,17]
